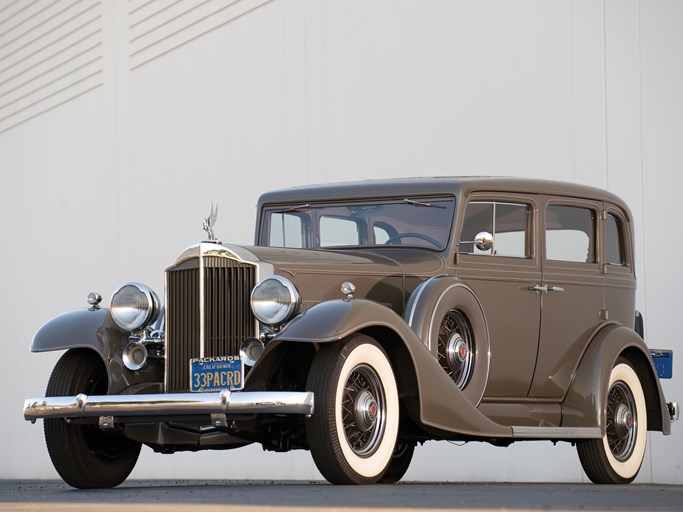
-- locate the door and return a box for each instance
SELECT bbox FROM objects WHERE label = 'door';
[529,199,605,399]
[456,196,542,398]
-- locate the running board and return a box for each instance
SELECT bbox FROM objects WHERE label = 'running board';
[512,426,601,439]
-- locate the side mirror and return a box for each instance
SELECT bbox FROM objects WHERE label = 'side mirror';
[474,231,493,252]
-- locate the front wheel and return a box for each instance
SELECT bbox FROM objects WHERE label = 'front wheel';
[44,349,141,488]
[577,359,648,484]
[306,334,399,484]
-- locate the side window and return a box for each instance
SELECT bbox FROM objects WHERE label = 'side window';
[606,213,626,266]
[320,216,360,247]
[269,213,304,248]
[546,205,596,263]
[460,201,530,258]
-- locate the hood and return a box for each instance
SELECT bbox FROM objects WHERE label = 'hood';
[245,245,445,315]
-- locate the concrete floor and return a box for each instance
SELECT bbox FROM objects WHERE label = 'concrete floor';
[1,480,682,512]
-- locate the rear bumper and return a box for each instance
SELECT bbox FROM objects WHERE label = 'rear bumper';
[23,390,314,421]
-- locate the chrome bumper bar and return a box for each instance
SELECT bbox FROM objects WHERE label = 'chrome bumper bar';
[23,390,314,421]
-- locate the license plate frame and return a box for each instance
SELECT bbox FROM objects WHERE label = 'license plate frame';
[190,356,244,392]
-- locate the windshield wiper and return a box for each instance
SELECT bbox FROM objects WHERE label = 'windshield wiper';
[403,198,446,209]
[274,203,310,213]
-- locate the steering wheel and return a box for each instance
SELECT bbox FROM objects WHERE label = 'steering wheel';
[385,232,441,248]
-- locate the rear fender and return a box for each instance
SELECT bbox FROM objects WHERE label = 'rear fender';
[252,299,511,438]
[562,324,671,435]
[31,308,163,394]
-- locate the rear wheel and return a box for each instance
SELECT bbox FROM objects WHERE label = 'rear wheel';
[306,334,399,484]
[44,349,141,489]
[577,359,647,484]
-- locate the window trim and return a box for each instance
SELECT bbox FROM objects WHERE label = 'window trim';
[458,199,533,260]
[543,199,601,269]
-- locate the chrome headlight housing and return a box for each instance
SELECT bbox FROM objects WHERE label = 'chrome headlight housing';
[110,282,160,332]
[250,275,301,326]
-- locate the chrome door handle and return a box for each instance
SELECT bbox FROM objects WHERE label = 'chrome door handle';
[528,284,565,293]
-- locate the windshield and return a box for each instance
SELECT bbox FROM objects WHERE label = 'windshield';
[260,197,455,250]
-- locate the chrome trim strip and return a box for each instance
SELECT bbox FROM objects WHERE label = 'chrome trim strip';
[199,250,206,358]
[511,426,601,439]
[405,274,448,331]
[24,391,314,420]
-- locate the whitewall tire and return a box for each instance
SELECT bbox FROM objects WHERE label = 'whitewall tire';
[577,360,648,484]
[306,334,399,484]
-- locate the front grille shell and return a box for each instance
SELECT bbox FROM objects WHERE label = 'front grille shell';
[164,244,268,393]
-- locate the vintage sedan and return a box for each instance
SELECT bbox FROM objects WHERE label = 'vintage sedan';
[24,177,677,488]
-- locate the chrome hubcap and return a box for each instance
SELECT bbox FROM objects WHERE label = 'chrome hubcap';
[354,389,379,432]
[438,310,474,389]
[606,381,637,461]
[614,403,634,439]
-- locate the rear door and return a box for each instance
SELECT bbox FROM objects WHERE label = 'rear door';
[529,198,605,399]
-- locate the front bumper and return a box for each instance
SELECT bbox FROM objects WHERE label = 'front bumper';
[23,390,314,421]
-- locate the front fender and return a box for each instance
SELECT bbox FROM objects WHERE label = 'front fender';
[562,324,671,435]
[31,308,163,394]
[257,299,511,439]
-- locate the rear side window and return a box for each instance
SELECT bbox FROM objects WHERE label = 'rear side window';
[460,201,531,258]
[546,205,596,263]
[606,213,626,266]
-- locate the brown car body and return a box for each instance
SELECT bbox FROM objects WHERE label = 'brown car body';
[24,177,676,488]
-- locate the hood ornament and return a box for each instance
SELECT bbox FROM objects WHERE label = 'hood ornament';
[202,202,220,242]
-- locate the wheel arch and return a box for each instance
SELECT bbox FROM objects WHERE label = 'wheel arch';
[562,324,670,435]
[245,321,419,418]
[32,308,163,395]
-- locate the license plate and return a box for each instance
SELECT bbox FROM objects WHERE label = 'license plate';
[190,356,244,392]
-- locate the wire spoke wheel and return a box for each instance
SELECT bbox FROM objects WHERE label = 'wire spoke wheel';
[438,309,474,389]
[306,334,399,484]
[605,381,637,461]
[341,365,386,456]
[577,360,647,484]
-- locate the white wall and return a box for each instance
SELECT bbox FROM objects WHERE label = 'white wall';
[1,0,681,483]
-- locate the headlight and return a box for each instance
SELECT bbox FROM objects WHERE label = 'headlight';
[250,275,301,325]
[110,282,160,331]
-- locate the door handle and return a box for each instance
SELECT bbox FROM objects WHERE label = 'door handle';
[528,284,565,293]
[528,285,548,293]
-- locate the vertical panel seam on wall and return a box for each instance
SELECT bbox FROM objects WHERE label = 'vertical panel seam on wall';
[568,0,575,182]
[601,0,609,189]
[635,0,649,356]
[635,0,652,480]
[301,0,310,182]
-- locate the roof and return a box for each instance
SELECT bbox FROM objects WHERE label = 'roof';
[256,176,629,212]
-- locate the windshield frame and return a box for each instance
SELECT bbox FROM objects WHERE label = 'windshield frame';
[258,195,456,251]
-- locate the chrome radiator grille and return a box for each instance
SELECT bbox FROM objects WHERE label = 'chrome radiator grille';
[165,255,257,393]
